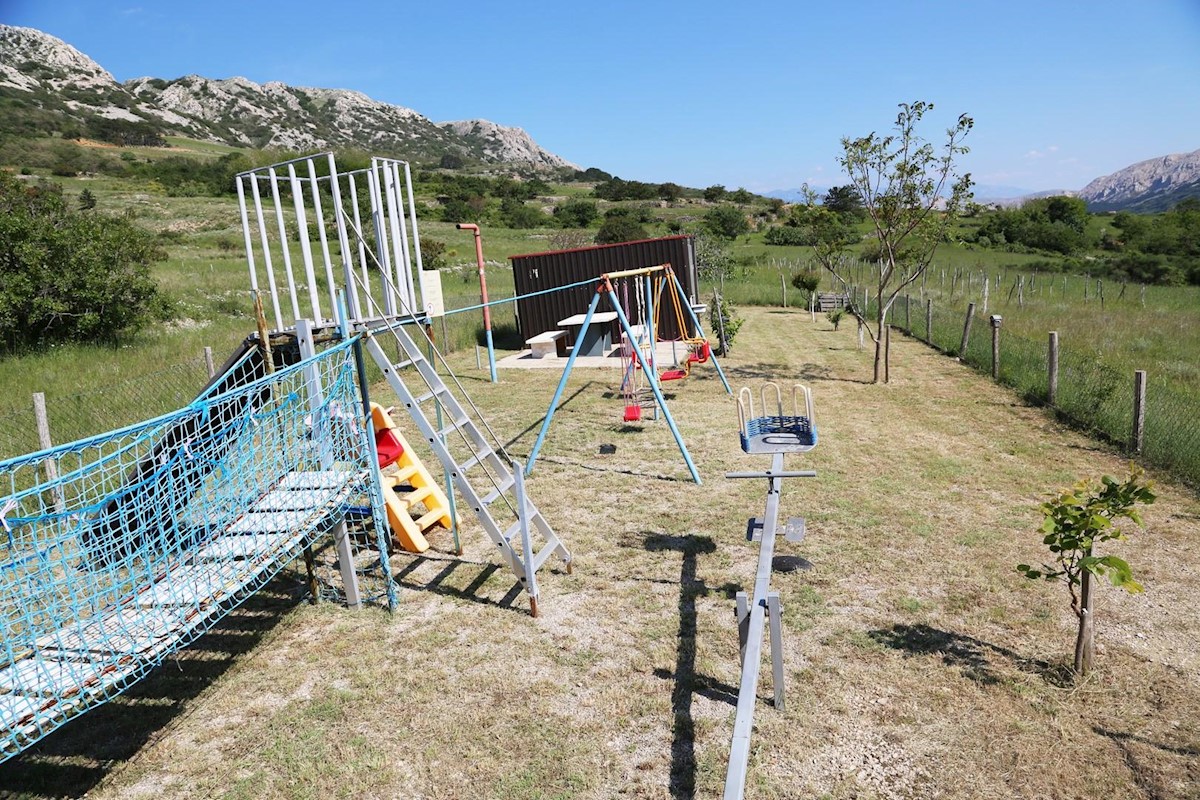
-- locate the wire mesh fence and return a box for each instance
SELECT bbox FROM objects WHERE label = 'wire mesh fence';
[0,352,218,462]
[873,290,1200,488]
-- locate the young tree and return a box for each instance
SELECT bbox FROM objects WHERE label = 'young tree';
[1017,468,1156,676]
[813,101,973,383]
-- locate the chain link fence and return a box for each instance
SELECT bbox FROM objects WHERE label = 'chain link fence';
[0,352,215,462]
[874,291,1200,488]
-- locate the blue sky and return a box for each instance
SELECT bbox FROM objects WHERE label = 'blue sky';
[4,0,1199,195]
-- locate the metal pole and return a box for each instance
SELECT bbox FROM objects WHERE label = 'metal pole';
[526,290,604,474]
[457,223,497,383]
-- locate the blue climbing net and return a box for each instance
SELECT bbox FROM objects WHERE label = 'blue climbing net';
[0,338,388,761]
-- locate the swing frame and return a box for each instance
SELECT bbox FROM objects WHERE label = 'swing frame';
[525,264,732,483]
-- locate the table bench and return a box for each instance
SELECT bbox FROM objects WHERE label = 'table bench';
[525,330,569,358]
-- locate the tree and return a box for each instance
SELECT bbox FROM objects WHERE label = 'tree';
[438,153,465,170]
[658,182,683,202]
[822,185,865,218]
[813,101,973,383]
[0,173,165,349]
[77,188,97,210]
[704,204,750,240]
[1017,468,1155,676]
[703,184,727,202]
[693,233,734,282]
[594,216,648,244]
[553,199,598,228]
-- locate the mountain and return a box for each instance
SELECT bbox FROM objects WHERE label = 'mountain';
[0,24,577,172]
[1080,149,1200,213]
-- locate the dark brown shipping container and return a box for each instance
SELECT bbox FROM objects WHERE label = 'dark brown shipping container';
[509,236,701,345]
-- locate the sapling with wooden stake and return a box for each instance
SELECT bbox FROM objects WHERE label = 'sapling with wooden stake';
[1017,467,1156,677]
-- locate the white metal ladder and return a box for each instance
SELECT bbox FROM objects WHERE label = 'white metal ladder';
[362,321,572,616]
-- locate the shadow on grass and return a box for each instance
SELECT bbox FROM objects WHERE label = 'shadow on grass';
[0,577,304,799]
[641,533,738,800]
[1093,725,1197,800]
[389,552,546,614]
[867,623,1073,687]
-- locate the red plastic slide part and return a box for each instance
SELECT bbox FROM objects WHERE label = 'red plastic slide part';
[375,427,405,468]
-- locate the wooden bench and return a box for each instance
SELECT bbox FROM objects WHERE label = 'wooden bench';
[817,292,850,312]
[526,330,568,358]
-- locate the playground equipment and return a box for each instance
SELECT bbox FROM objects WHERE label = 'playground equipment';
[0,339,390,763]
[722,384,818,800]
[238,151,572,617]
[526,264,732,483]
[369,402,452,553]
[0,150,575,765]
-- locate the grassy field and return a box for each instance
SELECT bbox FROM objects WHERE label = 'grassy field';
[2,306,1197,799]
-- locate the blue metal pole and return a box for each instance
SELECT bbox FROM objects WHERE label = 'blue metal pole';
[670,267,732,395]
[606,283,702,485]
[525,288,604,476]
[484,328,498,384]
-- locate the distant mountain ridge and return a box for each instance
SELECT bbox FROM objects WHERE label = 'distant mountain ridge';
[1079,149,1200,212]
[0,24,578,172]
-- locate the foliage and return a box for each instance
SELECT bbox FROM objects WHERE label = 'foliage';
[658,182,683,202]
[553,199,598,228]
[592,177,659,201]
[790,270,821,307]
[975,196,1090,255]
[826,307,846,330]
[823,185,865,219]
[708,291,743,354]
[420,237,447,270]
[1017,467,1156,674]
[693,233,735,282]
[812,100,973,383]
[0,173,166,350]
[498,197,550,229]
[571,166,613,182]
[703,185,727,202]
[704,204,750,240]
[594,215,648,244]
[84,117,167,148]
[77,188,97,211]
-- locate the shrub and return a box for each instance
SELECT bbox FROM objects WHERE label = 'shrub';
[0,173,166,350]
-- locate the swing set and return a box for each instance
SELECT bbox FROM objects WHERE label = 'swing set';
[526,263,731,484]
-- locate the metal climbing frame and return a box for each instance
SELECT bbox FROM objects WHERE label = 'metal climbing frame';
[723,384,818,800]
[236,153,425,332]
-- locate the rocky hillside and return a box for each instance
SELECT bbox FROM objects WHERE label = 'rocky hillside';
[0,24,577,171]
[1079,148,1200,213]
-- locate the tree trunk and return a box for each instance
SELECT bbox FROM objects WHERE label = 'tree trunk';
[872,299,886,383]
[1074,568,1095,676]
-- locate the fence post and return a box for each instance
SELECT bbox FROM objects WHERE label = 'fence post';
[982,278,989,314]
[1132,370,1147,455]
[925,299,933,345]
[33,393,65,513]
[990,315,1002,379]
[904,294,911,331]
[1048,331,1059,405]
[959,302,976,358]
[780,274,787,308]
[203,346,215,378]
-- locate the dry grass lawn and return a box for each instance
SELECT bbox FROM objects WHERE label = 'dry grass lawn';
[3,306,1198,799]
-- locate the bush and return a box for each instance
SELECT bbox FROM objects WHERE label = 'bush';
[554,199,598,228]
[594,216,648,245]
[0,173,165,350]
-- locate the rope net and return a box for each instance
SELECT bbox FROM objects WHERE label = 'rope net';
[0,338,386,762]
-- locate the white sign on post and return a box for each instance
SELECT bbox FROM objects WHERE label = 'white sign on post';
[419,269,445,318]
